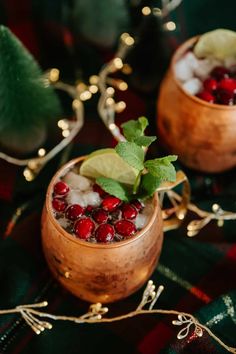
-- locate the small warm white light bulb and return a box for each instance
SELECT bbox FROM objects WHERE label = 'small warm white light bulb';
[113,58,123,69]
[142,6,151,15]
[115,101,126,112]
[118,81,128,91]
[106,97,115,106]
[106,87,115,96]
[89,85,98,94]
[38,148,46,157]
[62,129,70,138]
[23,168,34,182]
[164,21,176,31]
[80,90,92,101]
[89,75,99,85]
[49,68,60,82]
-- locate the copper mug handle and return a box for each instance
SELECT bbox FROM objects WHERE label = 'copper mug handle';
[156,170,191,232]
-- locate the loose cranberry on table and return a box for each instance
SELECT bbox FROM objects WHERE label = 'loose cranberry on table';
[122,204,138,220]
[74,217,95,240]
[53,181,70,196]
[115,220,136,237]
[52,197,67,212]
[65,204,85,221]
[101,196,121,212]
[95,224,115,243]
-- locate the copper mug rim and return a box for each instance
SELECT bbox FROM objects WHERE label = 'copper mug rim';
[45,156,160,250]
[170,35,236,111]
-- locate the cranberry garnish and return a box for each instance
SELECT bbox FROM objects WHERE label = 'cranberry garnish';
[197,90,215,103]
[66,204,85,221]
[203,78,218,92]
[101,196,121,212]
[115,220,136,237]
[93,184,107,197]
[211,66,230,81]
[217,89,234,105]
[131,199,144,212]
[86,205,94,214]
[218,78,236,93]
[92,208,108,224]
[122,204,138,220]
[52,198,67,212]
[74,217,95,239]
[54,181,70,196]
[95,224,115,242]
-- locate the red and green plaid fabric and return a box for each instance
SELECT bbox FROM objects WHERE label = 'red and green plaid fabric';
[0,0,236,353]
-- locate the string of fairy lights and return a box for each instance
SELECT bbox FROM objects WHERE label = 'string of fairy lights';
[0,280,235,353]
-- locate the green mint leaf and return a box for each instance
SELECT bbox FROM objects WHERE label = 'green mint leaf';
[121,116,148,141]
[134,136,156,147]
[115,142,144,171]
[138,116,148,133]
[140,173,162,197]
[96,177,128,201]
[144,155,177,182]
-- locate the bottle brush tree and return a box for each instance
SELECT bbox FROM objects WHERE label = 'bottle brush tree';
[0,25,61,155]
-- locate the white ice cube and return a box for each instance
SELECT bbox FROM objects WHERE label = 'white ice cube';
[182,78,202,95]
[185,51,199,70]
[63,172,91,191]
[66,191,86,207]
[174,57,194,82]
[83,191,101,207]
[58,217,69,229]
[135,214,148,229]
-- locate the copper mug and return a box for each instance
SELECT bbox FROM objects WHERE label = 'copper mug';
[41,156,164,303]
[157,36,236,173]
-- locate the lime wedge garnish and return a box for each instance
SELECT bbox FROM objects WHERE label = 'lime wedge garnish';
[80,148,139,185]
[194,29,236,60]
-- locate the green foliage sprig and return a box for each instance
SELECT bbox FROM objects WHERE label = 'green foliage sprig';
[96,117,177,201]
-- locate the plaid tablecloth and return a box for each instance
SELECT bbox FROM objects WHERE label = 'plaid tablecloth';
[0,1,236,353]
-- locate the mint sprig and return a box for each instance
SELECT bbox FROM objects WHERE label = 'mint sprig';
[96,117,177,201]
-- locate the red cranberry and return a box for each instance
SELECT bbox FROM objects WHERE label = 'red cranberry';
[122,204,138,220]
[211,66,230,81]
[52,198,67,212]
[101,196,121,212]
[74,217,95,239]
[197,90,215,103]
[54,181,70,196]
[203,78,218,92]
[218,78,236,93]
[217,89,234,105]
[115,220,136,237]
[131,199,144,211]
[95,224,115,242]
[86,205,94,214]
[66,204,85,221]
[92,208,108,224]
[93,184,107,197]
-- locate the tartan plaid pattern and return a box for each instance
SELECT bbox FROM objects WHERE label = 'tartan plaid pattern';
[0,0,236,353]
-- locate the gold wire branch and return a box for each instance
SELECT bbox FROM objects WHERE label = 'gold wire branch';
[0,281,235,353]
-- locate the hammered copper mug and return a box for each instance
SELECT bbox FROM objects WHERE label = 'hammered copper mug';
[41,156,164,303]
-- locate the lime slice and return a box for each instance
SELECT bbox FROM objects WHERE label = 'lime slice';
[80,148,139,185]
[194,29,236,60]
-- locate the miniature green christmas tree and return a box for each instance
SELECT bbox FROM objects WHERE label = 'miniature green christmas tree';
[0,25,61,154]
